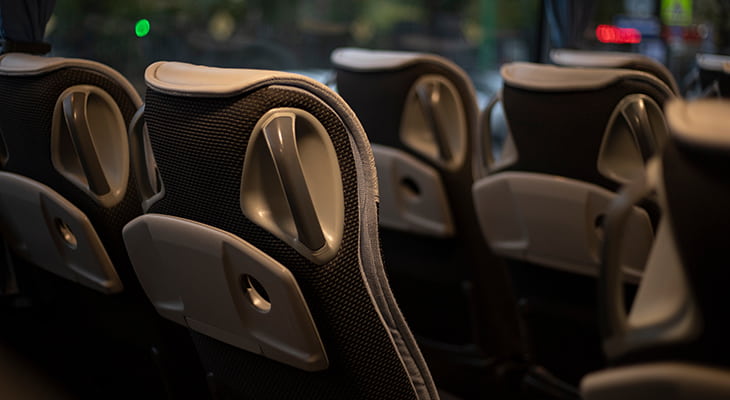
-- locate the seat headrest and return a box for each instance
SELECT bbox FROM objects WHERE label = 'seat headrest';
[551,49,679,94]
[696,53,730,73]
[145,61,326,98]
[666,99,730,150]
[330,47,465,75]
[551,49,659,68]
[501,62,672,95]
[0,53,141,107]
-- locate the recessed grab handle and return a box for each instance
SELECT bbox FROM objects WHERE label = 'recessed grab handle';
[416,82,453,162]
[62,92,110,196]
[263,114,326,251]
[622,98,656,162]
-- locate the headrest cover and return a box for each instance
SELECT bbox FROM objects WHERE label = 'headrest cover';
[666,99,730,150]
[331,47,461,73]
[145,61,327,98]
[501,62,670,93]
[696,53,730,73]
[0,53,142,107]
[551,49,656,68]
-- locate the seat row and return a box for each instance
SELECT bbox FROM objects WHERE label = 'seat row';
[0,47,728,400]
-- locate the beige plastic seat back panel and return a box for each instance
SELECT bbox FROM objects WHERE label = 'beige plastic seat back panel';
[0,172,121,293]
[123,213,328,372]
[472,171,652,281]
[582,362,730,400]
[600,161,701,360]
[373,144,454,237]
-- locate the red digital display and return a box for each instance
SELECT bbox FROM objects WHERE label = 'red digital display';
[596,24,642,44]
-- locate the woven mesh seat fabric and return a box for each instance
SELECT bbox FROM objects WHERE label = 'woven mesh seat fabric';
[0,67,144,287]
[141,67,437,400]
[498,77,672,192]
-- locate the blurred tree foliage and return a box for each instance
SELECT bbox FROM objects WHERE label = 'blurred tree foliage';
[46,0,541,90]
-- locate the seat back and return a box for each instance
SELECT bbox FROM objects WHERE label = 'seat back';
[332,47,527,398]
[123,61,438,400]
[551,49,680,95]
[0,53,142,292]
[583,99,730,400]
[473,62,674,279]
[0,53,210,399]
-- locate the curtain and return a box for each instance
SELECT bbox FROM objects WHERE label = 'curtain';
[544,0,597,49]
[0,0,57,42]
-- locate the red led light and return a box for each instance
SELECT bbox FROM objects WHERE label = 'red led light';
[596,24,642,44]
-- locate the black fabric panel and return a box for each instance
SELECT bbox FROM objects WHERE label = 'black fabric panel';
[144,86,418,400]
[699,69,730,98]
[337,64,527,361]
[661,139,730,364]
[499,78,671,191]
[0,68,144,291]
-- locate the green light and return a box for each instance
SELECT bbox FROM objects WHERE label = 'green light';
[135,19,150,38]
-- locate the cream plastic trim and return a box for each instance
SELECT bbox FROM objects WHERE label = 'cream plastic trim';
[145,61,324,98]
[666,99,730,150]
[50,85,130,208]
[240,107,344,265]
[603,219,701,359]
[581,362,730,400]
[331,47,429,70]
[551,49,679,95]
[0,172,122,293]
[551,49,659,68]
[597,94,668,185]
[372,144,454,237]
[123,214,329,372]
[472,172,652,282]
[696,53,730,73]
[501,62,672,95]
[0,53,142,108]
[400,74,468,171]
[331,47,462,73]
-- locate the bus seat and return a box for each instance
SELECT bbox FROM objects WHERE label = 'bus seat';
[123,61,439,400]
[333,47,530,399]
[585,99,730,399]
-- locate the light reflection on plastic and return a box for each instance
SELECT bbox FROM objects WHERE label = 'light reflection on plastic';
[596,25,642,44]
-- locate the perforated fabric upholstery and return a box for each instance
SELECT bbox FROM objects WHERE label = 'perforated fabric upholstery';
[0,67,143,288]
[0,62,217,400]
[143,83,434,400]
[497,78,672,192]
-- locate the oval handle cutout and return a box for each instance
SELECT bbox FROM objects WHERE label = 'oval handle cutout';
[51,85,130,208]
[240,107,344,265]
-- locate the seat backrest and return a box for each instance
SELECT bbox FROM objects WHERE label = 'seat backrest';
[551,49,680,95]
[332,47,527,397]
[0,53,143,293]
[123,61,438,400]
[696,53,730,98]
[583,99,730,400]
[472,62,673,279]
[0,53,212,399]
